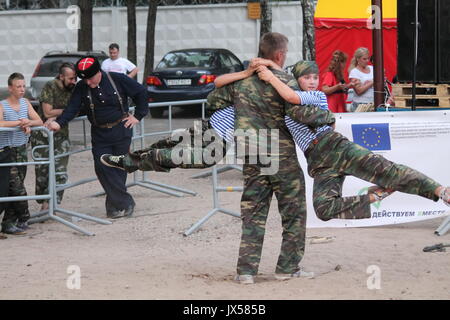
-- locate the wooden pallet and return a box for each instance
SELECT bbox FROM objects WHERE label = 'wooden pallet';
[392,83,450,97]
[394,96,450,108]
[392,83,450,108]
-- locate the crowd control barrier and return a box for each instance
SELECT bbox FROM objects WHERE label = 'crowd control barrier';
[0,126,111,236]
[91,101,204,198]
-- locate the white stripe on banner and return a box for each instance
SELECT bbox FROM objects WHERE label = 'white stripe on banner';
[302,110,450,228]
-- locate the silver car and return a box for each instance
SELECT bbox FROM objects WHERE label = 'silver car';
[29,50,108,107]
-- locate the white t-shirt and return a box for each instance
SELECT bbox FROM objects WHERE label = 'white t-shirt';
[101,57,136,75]
[349,65,374,103]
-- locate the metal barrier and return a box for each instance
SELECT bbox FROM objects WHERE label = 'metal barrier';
[91,100,205,198]
[0,126,111,236]
[184,164,241,236]
[134,100,208,196]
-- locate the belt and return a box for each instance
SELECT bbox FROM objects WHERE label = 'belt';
[0,146,10,153]
[304,129,331,158]
[95,115,126,129]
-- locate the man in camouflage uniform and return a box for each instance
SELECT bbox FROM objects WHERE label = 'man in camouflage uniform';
[30,63,77,211]
[206,32,335,284]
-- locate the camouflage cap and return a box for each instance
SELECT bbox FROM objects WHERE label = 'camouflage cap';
[292,60,319,79]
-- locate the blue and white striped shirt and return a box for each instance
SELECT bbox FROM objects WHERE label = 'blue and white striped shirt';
[0,98,29,148]
[209,90,332,152]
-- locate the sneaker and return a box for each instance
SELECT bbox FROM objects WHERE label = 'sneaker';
[0,233,7,240]
[1,225,26,235]
[367,186,395,202]
[439,187,450,207]
[275,267,315,280]
[100,154,125,171]
[234,274,255,284]
[16,221,29,230]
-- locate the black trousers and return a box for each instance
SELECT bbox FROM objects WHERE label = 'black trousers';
[0,147,12,215]
[91,122,134,213]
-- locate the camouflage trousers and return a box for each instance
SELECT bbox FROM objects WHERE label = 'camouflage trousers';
[0,147,12,215]
[305,131,441,221]
[123,121,227,172]
[30,130,70,204]
[237,156,307,276]
[2,145,30,228]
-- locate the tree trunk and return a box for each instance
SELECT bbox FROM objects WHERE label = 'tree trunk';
[301,0,316,61]
[143,1,158,86]
[127,0,137,80]
[260,0,272,38]
[257,0,272,57]
[77,0,93,51]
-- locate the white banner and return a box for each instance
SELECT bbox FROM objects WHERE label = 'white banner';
[301,110,450,228]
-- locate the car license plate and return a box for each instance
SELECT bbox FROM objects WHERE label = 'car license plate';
[167,79,191,86]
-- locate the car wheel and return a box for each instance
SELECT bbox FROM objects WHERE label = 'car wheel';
[149,107,165,118]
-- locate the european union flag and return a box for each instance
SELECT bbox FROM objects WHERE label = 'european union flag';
[351,123,391,151]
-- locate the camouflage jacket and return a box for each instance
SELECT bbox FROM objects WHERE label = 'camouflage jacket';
[38,78,74,136]
[206,69,335,156]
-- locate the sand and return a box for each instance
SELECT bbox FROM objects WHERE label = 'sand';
[0,115,449,300]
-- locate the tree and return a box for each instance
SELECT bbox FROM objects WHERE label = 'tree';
[260,0,272,38]
[127,0,137,73]
[78,0,93,51]
[256,0,272,57]
[143,1,157,86]
[301,0,316,61]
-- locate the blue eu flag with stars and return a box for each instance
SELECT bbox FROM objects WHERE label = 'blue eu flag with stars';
[351,123,391,151]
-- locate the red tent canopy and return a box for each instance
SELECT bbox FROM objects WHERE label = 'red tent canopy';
[315,17,397,84]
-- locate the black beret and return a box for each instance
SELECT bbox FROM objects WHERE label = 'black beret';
[75,56,101,79]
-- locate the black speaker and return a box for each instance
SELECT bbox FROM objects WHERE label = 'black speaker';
[397,0,438,83]
[439,0,450,83]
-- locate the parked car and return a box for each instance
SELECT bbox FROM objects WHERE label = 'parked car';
[29,50,109,107]
[146,48,245,117]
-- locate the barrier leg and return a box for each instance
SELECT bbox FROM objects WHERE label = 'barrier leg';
[49,214,95,236]
[191,164,242,179]
[140,177,197,196]
[184,165,241,236]
[435,215,450,236]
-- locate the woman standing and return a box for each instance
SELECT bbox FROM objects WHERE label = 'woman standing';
[321,50,351,113]
[348,47,374,111]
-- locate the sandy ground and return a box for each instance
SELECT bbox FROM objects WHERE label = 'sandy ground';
[0,113,449,300]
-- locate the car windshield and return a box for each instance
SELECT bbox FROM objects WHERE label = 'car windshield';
[35,55,107,77]
[157,51,219,69]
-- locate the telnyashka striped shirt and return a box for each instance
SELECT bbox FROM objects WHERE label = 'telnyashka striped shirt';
[0,98,29,148]
[209,91,332,152]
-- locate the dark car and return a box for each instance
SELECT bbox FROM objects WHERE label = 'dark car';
[146,48,244,117]
[29,50,109,107]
